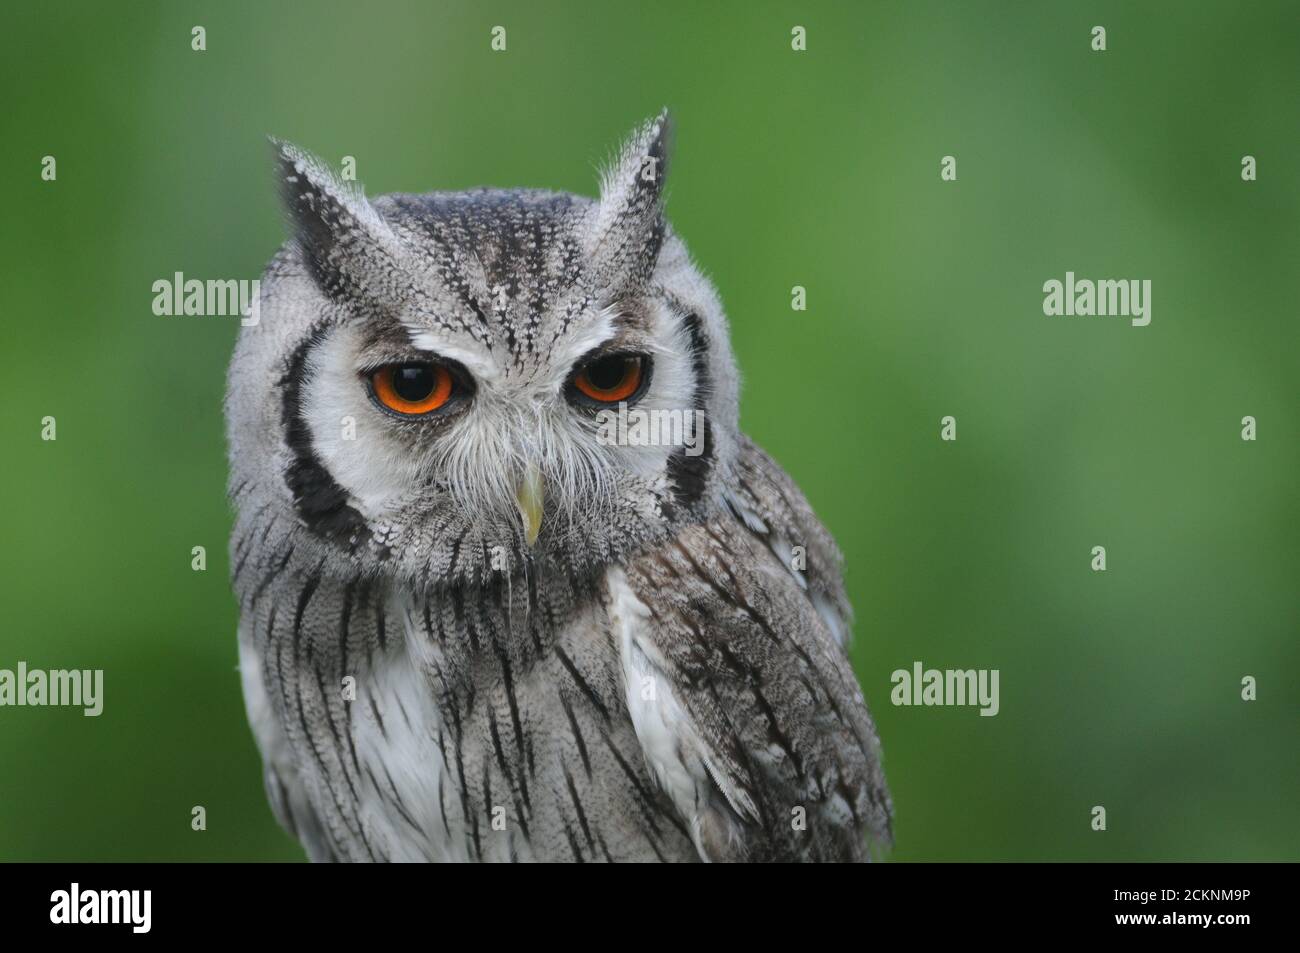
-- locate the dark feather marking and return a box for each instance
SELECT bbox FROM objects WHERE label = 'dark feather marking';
[278,326,373,550]
[600,730,693,845]
[271,615,296,741]
[486,707,510,793]
[451,586,476,653]
[644,829,669,862]
[447,523,471,580]
[337,580,355,696]
[434,725,448,764]
[665,311,713,508]
[445,693,473,851]
[552,645,611,723]
[560,818,586,863]
[257,513,279,548]
[784,634,849,726]
[292,571,321,653]
[650,551,682,580]
[263,605,279,653]
[232,502,269,549]
[271,770,298,838]
[367,694,387,740]
[670,538,780,646]
[487,700,534,821]
[481,762,495,857]
[526,570,544,654]
[602,734,662,837]
[476,587,503,656]
[698,533,872,763]
[232,541,254,579]
[701,527,756,612]
[716,640,749,677]
[248,544,294,612]
[746,462,808,528]
[374,599,387,653]
[469,808,482,862]
[231,502,272,571]
[513,798,532,843]
[295,686,375,862]
[562,763,596,850]
[362,762,384,798]
[394,690,413,732]
[379,762,422,832]
[313,665,363,803]
[559,691,592,776]
[753,682,805,781]
[436,761,450,836]
[422,598,438,645]
[836,777,864,830]
[699,677,769,827]
[494,643,532,795]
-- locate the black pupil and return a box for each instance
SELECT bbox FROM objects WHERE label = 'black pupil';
[393,364,436,402]
[586,355,631,391]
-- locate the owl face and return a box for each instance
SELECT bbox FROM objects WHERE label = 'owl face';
[227,114,741,586]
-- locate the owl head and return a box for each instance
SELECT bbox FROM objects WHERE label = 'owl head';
[226,112,742,587]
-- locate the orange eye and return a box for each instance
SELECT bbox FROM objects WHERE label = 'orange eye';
[371,362,455,415]
[571,354,646,404]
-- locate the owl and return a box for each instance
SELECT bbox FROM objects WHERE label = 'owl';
[226,112,892,862]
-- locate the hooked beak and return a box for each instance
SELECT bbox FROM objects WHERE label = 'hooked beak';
[515,462,544,547]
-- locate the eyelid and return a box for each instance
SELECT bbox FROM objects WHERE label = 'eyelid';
[357,353,435,375]
[357,352,472,380]
[574,345,653,366]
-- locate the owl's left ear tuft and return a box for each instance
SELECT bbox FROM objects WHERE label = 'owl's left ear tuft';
[588,110,674,290]
[269,137,392,298]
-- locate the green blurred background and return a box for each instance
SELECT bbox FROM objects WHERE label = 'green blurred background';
[1,1,1295,861]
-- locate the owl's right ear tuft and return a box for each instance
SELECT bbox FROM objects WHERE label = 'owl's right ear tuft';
[269,138,391,297]
[587,110,674,291]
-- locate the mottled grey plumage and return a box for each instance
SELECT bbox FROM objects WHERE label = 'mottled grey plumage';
[226,112,891,862]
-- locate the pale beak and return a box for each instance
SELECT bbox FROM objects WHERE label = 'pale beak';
[515,462,544,547]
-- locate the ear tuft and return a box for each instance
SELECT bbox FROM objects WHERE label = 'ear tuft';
[597,108,672,208]
[588,110,674,290]
[268,138,390,297]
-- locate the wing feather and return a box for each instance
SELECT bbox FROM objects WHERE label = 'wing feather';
[606,449,891,861]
